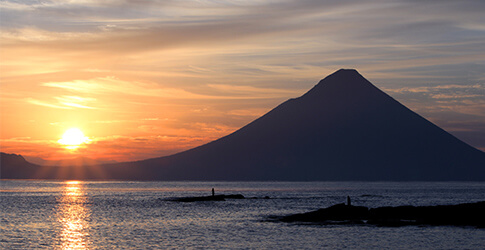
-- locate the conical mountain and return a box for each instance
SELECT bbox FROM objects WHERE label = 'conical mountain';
[3,69,484,180]
[123,69,484,181]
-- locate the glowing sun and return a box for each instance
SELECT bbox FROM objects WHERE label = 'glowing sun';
[58,128,90,149]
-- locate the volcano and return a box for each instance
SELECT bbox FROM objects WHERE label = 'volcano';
[2,69,485,180]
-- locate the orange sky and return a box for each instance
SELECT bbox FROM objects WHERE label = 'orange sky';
[1,1,484,162]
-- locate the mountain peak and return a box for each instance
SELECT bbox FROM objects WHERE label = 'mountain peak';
[320,68,368,86]
[301,69,377,101]
[333,68,359,74]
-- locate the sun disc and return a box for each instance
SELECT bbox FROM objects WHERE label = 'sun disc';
[58,128,89,147]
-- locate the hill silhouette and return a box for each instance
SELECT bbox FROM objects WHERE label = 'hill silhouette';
[1,153,41,179]
[24,156,117,166]
[2,69,485,180]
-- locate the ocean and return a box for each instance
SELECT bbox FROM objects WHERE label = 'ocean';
[1,181,484,249]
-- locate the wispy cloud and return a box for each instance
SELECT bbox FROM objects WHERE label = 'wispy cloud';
[26,98,72,109]
[42,77,208,99]
[431,94,482,99]
[206,84,300,98]
[41,76,300,100]
[384,84,485,94]
[227,108,268,117]
[54,96,97,109]
[3,1,484,86]
[26,95,97,109]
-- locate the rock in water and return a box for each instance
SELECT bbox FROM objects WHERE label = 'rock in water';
[280,201,485,227]
[280,203,368,223]
[169,194,245,202]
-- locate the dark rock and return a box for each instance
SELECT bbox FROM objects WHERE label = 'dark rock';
[249,196,271,199]
[281,203,368,223]
[169,194,245,202]
[360,194,384,197]
[222,194,245,199]
[280,201,485,227]
[368,201,485,227]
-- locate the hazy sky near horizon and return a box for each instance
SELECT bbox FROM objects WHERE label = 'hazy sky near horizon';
[1,0,485,162]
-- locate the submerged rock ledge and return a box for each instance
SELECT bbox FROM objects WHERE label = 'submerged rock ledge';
[280,201,485,227]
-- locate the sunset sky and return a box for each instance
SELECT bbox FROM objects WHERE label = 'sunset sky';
[1,0,484,163]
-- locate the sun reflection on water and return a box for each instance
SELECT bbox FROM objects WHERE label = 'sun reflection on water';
[57,181,90,249]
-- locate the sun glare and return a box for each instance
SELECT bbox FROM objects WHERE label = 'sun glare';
[58,128,90,150]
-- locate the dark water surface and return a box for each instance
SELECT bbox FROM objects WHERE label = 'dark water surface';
[1,181,484,249]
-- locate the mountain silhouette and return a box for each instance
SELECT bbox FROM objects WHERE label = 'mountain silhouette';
[24,156,117,166]
[2,69,485,180]
[1,153,41,179]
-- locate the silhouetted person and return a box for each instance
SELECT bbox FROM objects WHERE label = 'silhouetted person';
[347,196,351,206]
[212,188,215,197]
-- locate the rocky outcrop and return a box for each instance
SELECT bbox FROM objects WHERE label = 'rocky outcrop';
[280,201,485,227]
[368,201,485,227]
[281,203,368,224]
[168,194,245,202]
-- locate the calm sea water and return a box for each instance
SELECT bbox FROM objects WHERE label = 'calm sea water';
[1,181,484,249]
